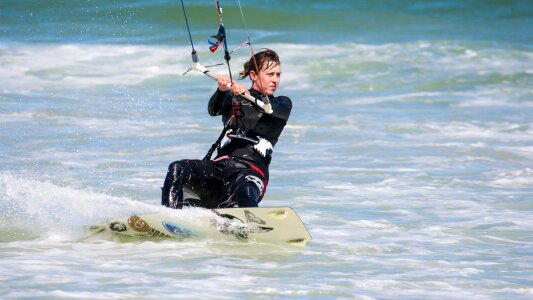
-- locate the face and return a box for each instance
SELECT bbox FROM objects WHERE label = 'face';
[250,62,281,96]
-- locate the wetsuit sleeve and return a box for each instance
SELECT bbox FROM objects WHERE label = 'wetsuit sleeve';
[208,90,232,116]
[270,96,292,122]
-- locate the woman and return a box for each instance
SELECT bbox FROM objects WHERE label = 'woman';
[162,49,291,209]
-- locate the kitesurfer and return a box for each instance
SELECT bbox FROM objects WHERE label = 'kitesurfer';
[161,49,291,209]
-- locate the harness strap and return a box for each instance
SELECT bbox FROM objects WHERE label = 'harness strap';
[204,94,249,161]
[203,115,234,161]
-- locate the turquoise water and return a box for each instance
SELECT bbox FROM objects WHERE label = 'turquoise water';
[1,0,532,299]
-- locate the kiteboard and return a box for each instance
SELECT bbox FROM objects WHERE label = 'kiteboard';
[89,207,312,246]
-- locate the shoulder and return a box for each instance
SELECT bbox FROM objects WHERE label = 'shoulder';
[274,95,292,107]
[270,95,292,120]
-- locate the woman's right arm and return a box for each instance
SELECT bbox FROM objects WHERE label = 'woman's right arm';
[208,89,229,116]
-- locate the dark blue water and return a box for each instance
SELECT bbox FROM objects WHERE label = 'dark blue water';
[1,0,531,45]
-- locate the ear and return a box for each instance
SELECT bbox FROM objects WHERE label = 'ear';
[249,70,258,81]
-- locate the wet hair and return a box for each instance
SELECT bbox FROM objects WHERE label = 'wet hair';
[239,49,280,79]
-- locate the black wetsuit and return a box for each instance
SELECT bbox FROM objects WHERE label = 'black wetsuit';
[161,88,292,209]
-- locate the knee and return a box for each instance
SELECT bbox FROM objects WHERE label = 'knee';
[235,182,260,208]
[167,160,192,177]
[168,160,183,172]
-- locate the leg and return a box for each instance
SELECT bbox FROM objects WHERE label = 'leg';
[161,160,191,209]
[228,171,267,208]
[233,181,260,207]
[161,159,225,209]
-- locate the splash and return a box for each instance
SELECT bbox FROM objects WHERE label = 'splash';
[0,173,157,242]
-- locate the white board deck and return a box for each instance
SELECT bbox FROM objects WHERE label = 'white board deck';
[89,207,312,246]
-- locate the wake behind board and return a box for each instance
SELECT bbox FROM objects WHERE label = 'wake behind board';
[89,207,312,246]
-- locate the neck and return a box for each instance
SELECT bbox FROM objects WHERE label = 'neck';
[250,88,270,97]
[250,87,273,98]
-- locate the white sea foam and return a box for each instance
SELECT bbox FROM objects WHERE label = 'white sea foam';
[489,168,533,187]
[0,173,155,227]
[0,43,188,93]
[349,219,398,230]
[2,40,530,97]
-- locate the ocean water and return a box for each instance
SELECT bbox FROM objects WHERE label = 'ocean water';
[1,0,532,299]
